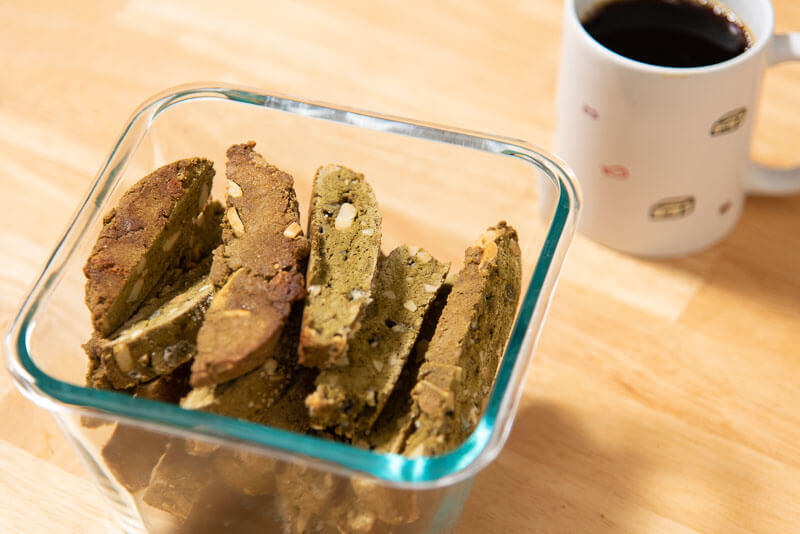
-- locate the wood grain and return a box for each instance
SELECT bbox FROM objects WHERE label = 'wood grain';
[1,1,799,533]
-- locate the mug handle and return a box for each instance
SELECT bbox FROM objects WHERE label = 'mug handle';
[746,33,800,195]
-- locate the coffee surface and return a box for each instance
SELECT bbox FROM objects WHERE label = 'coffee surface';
[582,0,752,68]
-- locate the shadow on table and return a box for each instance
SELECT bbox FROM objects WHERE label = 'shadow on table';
[457,401,762,534]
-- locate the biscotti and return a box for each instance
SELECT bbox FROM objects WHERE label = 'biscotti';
[182,360,315,433]
[182,288,309,428]
[184,200,225,265]
[298,164,382,367]
[403,222,522,456]
[101,425,170,493]
[134,361,192,404]
[359,282,452,454]
[306,245,449,437]
[191,269,305,387]
[84,157,215,336]
[78,140,529,534]
[85,270,213,390]
[143,441,212,519]
[191,142,309,387]
[209,142,310,286]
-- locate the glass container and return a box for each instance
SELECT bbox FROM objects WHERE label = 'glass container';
[4,84,580,534]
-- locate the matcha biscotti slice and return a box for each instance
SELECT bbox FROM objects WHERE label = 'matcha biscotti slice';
[191,142,310,387]
[298,164,382,368]
[84,157,215,336]
[185,367,316,500]
[182,304,311,430]
[306,246,449,437]
[191,269,305,387]
[403,222,522,457]
[356,282,452,454]
[85,268,213,390]
[83,200,223,394]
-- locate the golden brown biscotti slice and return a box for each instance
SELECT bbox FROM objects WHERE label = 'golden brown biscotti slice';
[209,142,310,287]
[180,302,307,462]
[191,142,309,387]
[306,246,449,438]
[402,222,522,457]
[298,164,382,368]
[182,294,311,425]
[84,157,215,336]
[191,268,305,387]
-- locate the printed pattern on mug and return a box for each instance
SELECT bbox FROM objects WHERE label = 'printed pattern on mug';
[649,196,696,220]
[710,107,747,136]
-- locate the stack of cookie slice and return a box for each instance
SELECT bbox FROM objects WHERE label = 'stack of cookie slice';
[81,142,522,531]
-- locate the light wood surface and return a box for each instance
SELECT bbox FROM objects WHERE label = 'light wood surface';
[2,1,800,533]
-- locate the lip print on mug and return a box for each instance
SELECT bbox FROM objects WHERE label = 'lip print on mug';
[601,164,629,179]
[710,107,747,136]
[582,103,599,119]
[649,195,696,220]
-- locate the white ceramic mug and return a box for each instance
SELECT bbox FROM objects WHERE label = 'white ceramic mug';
[554,0,800,257]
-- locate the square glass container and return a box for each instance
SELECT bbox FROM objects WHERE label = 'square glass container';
[4,84,580,534]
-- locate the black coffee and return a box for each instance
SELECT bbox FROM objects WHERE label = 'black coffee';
[581,0,752,68]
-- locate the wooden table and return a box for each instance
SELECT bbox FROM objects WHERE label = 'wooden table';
[2,1,799,532]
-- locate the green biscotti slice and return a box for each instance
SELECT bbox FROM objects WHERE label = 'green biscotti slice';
[182,302,311,430]
[356,282,452,454]
[306,246,449,437]
[403,222,522,457]
[84,157,215,336]
[84,268,213,390]
[298,164,382,368]
[83,201,223,393]
[182,359,315,432]
[191,142,310,387]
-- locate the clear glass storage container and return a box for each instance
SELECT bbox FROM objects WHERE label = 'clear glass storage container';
[4,84,580,534]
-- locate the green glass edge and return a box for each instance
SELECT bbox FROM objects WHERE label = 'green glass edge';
[8,85,573,485]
